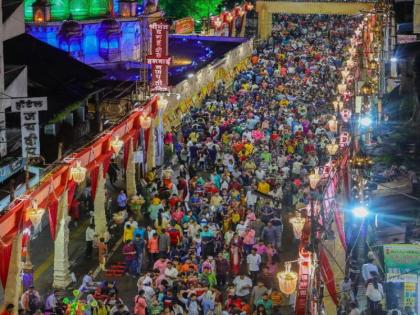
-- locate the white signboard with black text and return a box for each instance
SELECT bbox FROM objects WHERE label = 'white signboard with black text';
[11,97,47,158]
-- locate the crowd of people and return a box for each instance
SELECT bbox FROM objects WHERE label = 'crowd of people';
[14,13,400,315]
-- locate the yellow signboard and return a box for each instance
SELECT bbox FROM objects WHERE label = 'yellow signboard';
[404,282,417,307]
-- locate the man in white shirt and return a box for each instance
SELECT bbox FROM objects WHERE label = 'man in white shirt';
[361,259,379,282]
[246,189,258,209]
[233,274,253,299]
[246,249,262,283]
[85,224,96,258]
[236,220,247,237]
[164,261,179,286]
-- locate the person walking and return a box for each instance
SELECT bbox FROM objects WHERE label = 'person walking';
[85,224,96,258]
[98,237,108,271]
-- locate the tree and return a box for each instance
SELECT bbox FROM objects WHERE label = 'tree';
[159,0,222,21]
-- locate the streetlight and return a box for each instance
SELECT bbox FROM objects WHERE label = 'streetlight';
[352,205,368,218]
[360,116,372,127]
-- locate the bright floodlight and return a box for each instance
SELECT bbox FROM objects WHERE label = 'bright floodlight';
[390,57,398,63]
[187,73,194,78]
[360,117,372,127]
[352,206,368,218]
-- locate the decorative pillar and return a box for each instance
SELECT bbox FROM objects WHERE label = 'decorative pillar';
[257,5,271,39]
[94,164,108,238]
[2,233,22,314]
[53,192,72,289]
[126,139,137,197]
[146,119,156,172]
[240,15,247,37]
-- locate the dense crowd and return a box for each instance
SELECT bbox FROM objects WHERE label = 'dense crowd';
[14,13,391,315]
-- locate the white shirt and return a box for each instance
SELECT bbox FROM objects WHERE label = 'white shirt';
[361,263,379,281]
[86,227,95,241]
[246,191,258,206]
[164,267,179,285]
[247,254,261,272]
[233,276,253,297]
[236,223,247,237]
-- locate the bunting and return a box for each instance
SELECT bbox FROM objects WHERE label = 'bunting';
[0,243,12,288]
[102,152,113,179]
[67,181,77,211]
[48,200,59,240]
[319,247,339,305]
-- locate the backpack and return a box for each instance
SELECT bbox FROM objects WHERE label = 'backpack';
[28,293,40,312]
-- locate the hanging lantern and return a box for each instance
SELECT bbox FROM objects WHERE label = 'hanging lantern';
[244,2,254,11]
[277,262,298,295]
[27,200,45,230]
[225,12,233,23]
[289,212,306,240]
[340,108,352,123]
[338,100,344,111]
[368,60,378,71]
[70,161,87,184]
[326,139,339,156]
[308,168,321,190]
[360,81,373,96]
[110,135,123,154]
[328,116,338,133]
[214,17,222,29]
[339,131,351,148]
[157,97,168,112]
[337,82,347,95]
[140,114,152,129]
[341,69,350,81]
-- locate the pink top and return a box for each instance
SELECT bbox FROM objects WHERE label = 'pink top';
[243,229,256,245]
[253,244,267,255]
[153,259,168,274]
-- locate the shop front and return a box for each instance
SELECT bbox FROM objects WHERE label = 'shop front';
[384,244,420,313]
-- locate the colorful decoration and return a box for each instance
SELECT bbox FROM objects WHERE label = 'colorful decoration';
[26,200,45,230]
[277,262,298,295]
[70,161,87,184]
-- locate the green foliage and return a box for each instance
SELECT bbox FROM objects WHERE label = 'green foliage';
[159,0,222,21]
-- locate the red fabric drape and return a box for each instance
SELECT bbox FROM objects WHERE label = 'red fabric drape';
[102,152,112,179]
[144,128,151,164]
[48,200,59,240]
[90,166,100,200]
[319,247,339,305]
[67,181,77,210]
[0,244,13,288]
[333,202,347,251]
[123,138,131,170]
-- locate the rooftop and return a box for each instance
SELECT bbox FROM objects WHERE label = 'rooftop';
[4,33,104,123]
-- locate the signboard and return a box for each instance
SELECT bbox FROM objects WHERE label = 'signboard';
[11,97,47,158]
[404,282,417,307]
[384,244,420,274]
[146,20,171,93]
[174,17,194,34]
[0,158,24,183]
[0,106,6,157]
[397,35,417,44]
